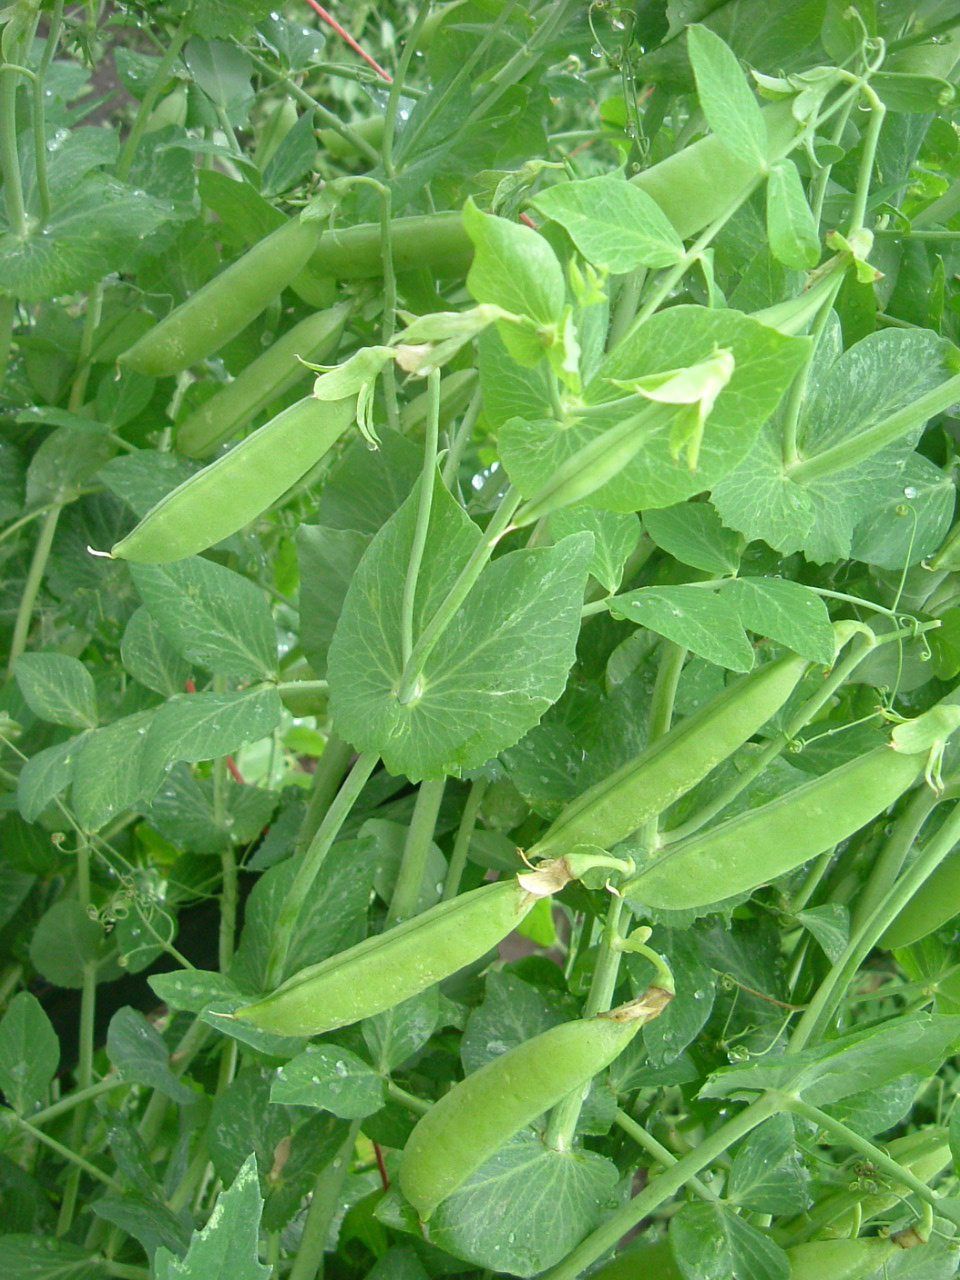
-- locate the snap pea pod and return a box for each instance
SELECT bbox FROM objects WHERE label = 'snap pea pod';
[626,745,927,910]
[120,214,322,376]
[529,654,807,860]
[881,847,960,950]
[111,396,355,564]
[175,304,350,458]
[398,988,672,1221]
[234,859,583,1038]
[786,1239,899,1280]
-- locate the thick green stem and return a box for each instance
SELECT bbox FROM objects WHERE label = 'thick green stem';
[294,734,354,858]
[780,273,845,467]
[117,21,188,180]
[848,91,886,236]
[265,752,379,988]
[288,1119,361,1280]
[852,784,941,929]
[790,801,960,1050]
[67,282,103,412]
[31,1077,126,1127]
[7,496,60,679]
[400,368,441,667]
[613,1109,719,1201]
[387,778,446,926]
[0,64,27,236]
[442,778,488,900]
[441,384,483,489]
[381,1,431,177]
[396,488,522,704]
[541,1093,780,1280]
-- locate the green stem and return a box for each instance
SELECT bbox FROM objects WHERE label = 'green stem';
[117,21,188,180]
[31,0,63,224]
[852,784,941,929]
[396,488,522,704]
[247,48,380,163]
[294,734,354,858]
[540,1093,781,1280]
[265,752,379,988]
[67,281,103,412]
[387,778,446,925]
[468,0,578,127]
[790,800,960,1050]
[442,778,488,900]
[288,1119,361,1280]
[381,0,432,178]
[31,1077,127,1126]
[441,384,483,489]
[17,1115,122,1193]
[613,1109,719,1202]
[401,368,441,667]
[0,294,14,391]
[387,1080,431,1115]
[790,1099,938,1237]
[847,88,886,236]
[789,374,960,484]
[606,270,646,352]
[0,63,27,235]
[780,273,845,467]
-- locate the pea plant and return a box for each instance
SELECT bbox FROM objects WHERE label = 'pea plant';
[6,2,960,1278]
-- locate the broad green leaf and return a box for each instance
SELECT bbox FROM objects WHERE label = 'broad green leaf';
[766,159,820,270]
[702,1014,960,1105]
[17,735,85,823]
[200,999,305,1059]
[727,1116,811,1215]
[730,579,833,663]
[207,1070,291,1190]
[687,25,768,169]
[609,586,755,670]
[183,39,254,123]
[262,109,318,197]
[530,175,685,272]
[850,453,954,570]
[230,838,377,988]
[0,993,59,1115]
[316,430,421,535]
[29,899,115,989]
[139,688,283,792]
[0,1236,100,1279]
[91,1195,193,1263]
[460,972,565,1075]
[0,865,34,932]
[262,1112,349,1231]
[638,930,716,1068]
[271,1044,385,1118]
[477,329,553,429]
[189,0,274,39]
[155,1153,270,1280]
[146,765,276,854]
[71,711,155,831]
[549,506,641,592]
[327,476,593,779]
[100,452,198,518]
[14,653,97,729]
[131,558,278,680]
[796,903,849,964]
[518,307,809,513]
[297,526,370,677]
[463,197,565,366]
[427,1134,620,1277]
[363,988,441,1073]
[366,819,446,917]
[25,426,115,506]
[643,503,741,574]
[106,1007,195,1104]
[149,969,241,1015]
[670,1201,789,1280]
[121,606,193,697]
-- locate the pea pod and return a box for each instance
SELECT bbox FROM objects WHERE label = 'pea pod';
[530,654,808,860]
[120,214,322,377]
[234,859,583,1038]
[881,847,960,950]
[175,304,350,458]
[786,1239,898,1280]
[398,988,672,1221]
[111,396,355,564]
[626,745,927,910]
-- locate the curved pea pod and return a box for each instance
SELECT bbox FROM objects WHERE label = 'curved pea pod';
[626,744,927,911]
[881,847,960,950]
[175,304,350,458]
[530,654,808,861]
[786,1239,898,1280]
[111,395,355,564]
[234,860,580,1038]
[120,214,322,376]
[398,988,672,1221]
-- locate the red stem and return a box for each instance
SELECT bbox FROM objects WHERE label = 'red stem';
[373,1141,390,1189]
[302,0,393,82]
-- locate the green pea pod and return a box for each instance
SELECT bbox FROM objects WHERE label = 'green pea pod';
[398,988,672,1221]
[786,1239,898,1280]
[111,396,355,564]
[530,654,808,860]
[626,745,927,910]
[175,304,350,458]
[881,847,960,950]
[120,214,322,377]
[234,860,578,1038]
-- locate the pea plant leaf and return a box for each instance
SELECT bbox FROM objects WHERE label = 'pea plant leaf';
[643,502,742,574]
[686,25,768,169]
[154,1154,269,1280]
[106,1007,196,1105]
[327,475,593,779]
[727,1115,811,1215]
[766,159,820,270]
[271,1044,385,1118]
[670,1201,789,1280]
[0,992,59,1115]
[70,710,156,831]
[14,653,98,729]
[530,175,685,272]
